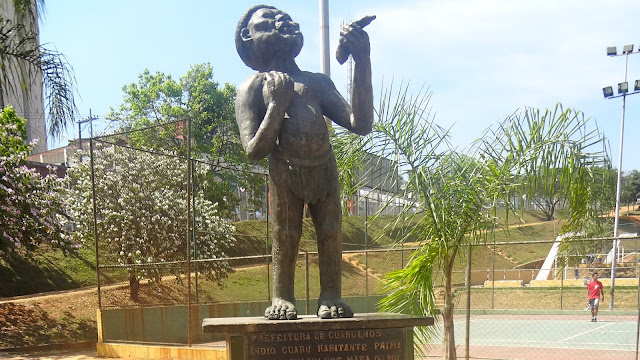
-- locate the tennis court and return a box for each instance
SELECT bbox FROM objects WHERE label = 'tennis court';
[423,313,639,359]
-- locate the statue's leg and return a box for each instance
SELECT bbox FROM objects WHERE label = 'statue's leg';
[265,159,304,320]
[308,166,353,319]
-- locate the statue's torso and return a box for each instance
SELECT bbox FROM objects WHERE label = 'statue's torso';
[273,71,332,161]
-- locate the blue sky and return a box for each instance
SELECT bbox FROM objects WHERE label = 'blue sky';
[39,0,640,171]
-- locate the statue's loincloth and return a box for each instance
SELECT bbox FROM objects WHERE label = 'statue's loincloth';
[270,146,338,204]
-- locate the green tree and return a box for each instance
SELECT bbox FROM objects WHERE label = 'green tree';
[0,0,77,139]
[496,105,615,221]
[107,64,264,217]
[371,85,611,360]
[621,170,640,207]
[0,106,74,256]
[0,105,29,155]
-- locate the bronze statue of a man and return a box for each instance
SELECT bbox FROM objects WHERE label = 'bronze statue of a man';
[235,4,373,320]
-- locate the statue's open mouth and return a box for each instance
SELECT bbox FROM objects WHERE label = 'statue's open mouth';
[276,22,300,36]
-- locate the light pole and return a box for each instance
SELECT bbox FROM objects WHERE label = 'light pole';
[603,44,640,310]
[319,0,331,130]
[320,0,330,77]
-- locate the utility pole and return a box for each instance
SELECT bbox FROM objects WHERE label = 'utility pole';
[319,0,330,78]
[319,0,332,130]
[78,109,98,148]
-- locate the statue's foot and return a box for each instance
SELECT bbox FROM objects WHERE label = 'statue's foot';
[317,300,354,319]
[265,298,298,320]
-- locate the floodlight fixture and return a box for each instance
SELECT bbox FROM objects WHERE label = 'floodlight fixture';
[623,44,634,54]
[603,86,614,98]
[618,82,629,94]
[607,46,617,56]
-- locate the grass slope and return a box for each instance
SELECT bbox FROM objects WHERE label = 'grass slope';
[0,247,97,298]
[0,211,563,298]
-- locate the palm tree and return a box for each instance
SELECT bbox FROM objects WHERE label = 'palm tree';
[369,84,611,360]
[0,0,76,143]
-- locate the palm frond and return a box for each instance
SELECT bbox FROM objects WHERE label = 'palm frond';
[0,13,77,140]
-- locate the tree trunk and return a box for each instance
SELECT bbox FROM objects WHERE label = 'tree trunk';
[441,257,457,360]
[129,273,139,301]
[128,258,139,301]
[0,83,5,109]
[545,201,556,221]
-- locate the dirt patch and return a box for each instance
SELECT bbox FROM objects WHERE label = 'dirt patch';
[0,302,96,349]
[342,253,382,280]
[0,281,189,350]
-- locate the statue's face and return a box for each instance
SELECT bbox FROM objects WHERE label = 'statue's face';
[246,7,303,61]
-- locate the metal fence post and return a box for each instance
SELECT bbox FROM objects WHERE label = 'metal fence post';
[193,159,199,304]
[491,228,496,310]
[90,138,102,310]
[306,251,310,315]
[465,239,472,360]
[560,265,564,310]
[186,117,193,347]
[635,262,640,360]
[265,174,271,301]
[401,212,405,268]
[365,196,369,297]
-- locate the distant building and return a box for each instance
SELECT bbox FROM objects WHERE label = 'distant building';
[0,0,47,153]
[349,152,407,216]
[355,152,400,194]
[26,144,80,171]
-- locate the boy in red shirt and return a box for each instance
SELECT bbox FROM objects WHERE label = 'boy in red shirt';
[586,272,604,322]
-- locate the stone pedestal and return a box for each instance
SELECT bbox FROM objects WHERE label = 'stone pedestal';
[202,313,434,360]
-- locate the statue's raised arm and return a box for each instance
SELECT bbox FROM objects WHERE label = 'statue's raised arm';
[322,16,375,135]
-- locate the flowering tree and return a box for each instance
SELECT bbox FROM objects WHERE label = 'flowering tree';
[0,106,73,256]
[65,144,235,300]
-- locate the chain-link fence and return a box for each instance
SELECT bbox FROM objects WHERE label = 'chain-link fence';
[423,235,640,360]
[87,119,640,358]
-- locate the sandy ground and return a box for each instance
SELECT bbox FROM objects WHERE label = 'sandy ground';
[0,349,115,360]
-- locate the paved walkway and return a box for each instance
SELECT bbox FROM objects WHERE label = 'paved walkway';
[0,349,113,360]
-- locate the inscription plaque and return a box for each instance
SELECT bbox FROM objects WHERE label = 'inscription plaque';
[202,313,434,360]
[245,328,404,360]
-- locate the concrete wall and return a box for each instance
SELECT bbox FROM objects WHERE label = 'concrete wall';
[483,280,523,288]
[99,296,384,345]
[600,278,639,287]
[458,269,540,287]
[0,0,47,153]
[529,279,586,287]
[483,269,540,285]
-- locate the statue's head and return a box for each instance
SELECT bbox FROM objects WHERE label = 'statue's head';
[236,5,304,71]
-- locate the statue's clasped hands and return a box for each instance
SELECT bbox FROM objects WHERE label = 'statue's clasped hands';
[262,71,294,107]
